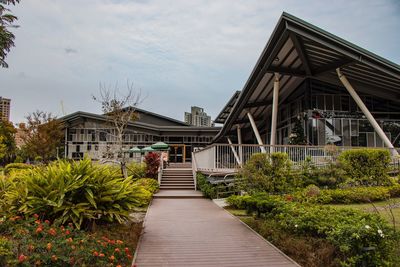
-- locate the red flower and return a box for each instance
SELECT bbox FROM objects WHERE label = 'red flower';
[124,247,130,254]
[114,248,120,253]
[66,237,73,243]
[34,220,41,224]
[93,251,99,257]
[65,230,71,235]
[18,254,27,263]
[116,240,123,245]
[44,220,50,225]
[99,253,105,257]
[127,254,132,260]
[33,214,39,219]
[116,265,122,267]
[35,227,43,234]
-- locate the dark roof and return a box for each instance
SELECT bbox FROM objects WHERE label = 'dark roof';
[215,12,400,141]
[59,111,220,136]
[122,106,189,126]
[214,91,241,124]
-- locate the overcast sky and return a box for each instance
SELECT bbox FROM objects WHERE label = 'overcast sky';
[1,0,399,123]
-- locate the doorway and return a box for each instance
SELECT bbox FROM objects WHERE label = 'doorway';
[169,144,186,163]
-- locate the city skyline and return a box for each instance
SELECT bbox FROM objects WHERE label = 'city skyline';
[1,0,399,123]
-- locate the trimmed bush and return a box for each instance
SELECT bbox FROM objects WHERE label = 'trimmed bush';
[339,149,391,186]
[294,185,400,204]
[1,158,151,229]
[227,194,396,266]
[196,173,217,199]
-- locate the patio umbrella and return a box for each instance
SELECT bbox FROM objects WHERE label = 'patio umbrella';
[141,146,155,152]
[128,147,141,153]
[151,142,169,150]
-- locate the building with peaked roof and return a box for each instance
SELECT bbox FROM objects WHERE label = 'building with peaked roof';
[214,12,400,151]
[60,108,220,163]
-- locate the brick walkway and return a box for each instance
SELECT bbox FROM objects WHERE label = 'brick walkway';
[134,196,299,267]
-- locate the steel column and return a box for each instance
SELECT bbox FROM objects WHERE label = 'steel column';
[336,68,398,155]
[247,112,266,153]
[236,125,243,164]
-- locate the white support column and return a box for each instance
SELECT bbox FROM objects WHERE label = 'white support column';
[227,137,241,166]
[270,73,280,147]
[247,112,266,153]
[270,73,280,154]
[336,68,398,156]
[236,125,243,164]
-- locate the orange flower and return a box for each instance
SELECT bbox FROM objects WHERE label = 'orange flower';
[127,254,132,260]
[35,227,43,234]
[48,228,57,236]
[46,243,52,251]
[109,255,115,261]
[66,237,73,243]
[116,265,122,267]
[35,220,41,224]
[18,254,27,263]
[114,248,120,253]
[28,244,35,252]
[93,251,99,257]
[51,255,58,262]
[99,253,105,257]
[116,240,123,245]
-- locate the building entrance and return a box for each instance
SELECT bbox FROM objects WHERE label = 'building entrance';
[169,144,186,163]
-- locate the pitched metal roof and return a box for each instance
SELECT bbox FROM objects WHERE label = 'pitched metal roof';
[215,12,400,141]
[214,91,241,124]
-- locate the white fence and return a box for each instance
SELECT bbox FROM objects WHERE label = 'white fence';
[192,144,399,173]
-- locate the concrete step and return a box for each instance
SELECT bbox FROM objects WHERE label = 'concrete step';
[161,182,194,186]
[159,185,195,190]
[161,181,194,184]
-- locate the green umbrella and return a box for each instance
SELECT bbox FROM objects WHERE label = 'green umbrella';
[151,142,169,150]
[141,146,155,152]
[128,146,141,153]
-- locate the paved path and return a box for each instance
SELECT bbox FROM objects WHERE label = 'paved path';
[134,196,299,267]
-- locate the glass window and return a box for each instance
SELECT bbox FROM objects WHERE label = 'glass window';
[351,120,359,136]
[334,95,341,111]
[359,133,367,147]
[325,95,333,110]
[341,96,349,111]
[316,95,324,110]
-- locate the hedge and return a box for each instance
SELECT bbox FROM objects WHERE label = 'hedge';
[227,194,397,266]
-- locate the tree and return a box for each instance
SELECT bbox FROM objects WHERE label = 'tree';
[93,81,143,177]
[0,119,16,164]
[20,111,64,162]
[289,115,306,145]
[0,0,20,68]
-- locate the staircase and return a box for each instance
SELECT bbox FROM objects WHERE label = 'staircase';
[160,167,195,190]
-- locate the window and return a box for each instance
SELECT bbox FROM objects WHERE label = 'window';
[87,144,92,151]
[99,132,107,141]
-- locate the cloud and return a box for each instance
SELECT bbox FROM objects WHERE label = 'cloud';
[1,0,399,123]
[64,48,78,54]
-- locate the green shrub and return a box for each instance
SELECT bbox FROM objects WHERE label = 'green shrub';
[1,158,151,229]
[0,236,13,266]
[238,152,300,194]
[4,163,32,175]
[228,194,395,266]
[127,162,146,179]
[134,178,159,194]
[0,215,134,266]
[339,149,391,186]
[196,173,217,199]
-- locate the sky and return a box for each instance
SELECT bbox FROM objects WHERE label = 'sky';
[1,0,400,123]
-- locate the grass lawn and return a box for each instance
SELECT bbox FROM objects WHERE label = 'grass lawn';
[327,197,400,229]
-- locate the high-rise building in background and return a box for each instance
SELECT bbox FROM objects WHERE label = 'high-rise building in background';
[0,97,11,121]
[184,106,212,127]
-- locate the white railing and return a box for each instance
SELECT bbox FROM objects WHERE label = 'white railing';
[192,144,399,173]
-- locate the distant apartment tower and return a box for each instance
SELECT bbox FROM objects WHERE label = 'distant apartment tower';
[0,97,11,121]
[184,106,212,127]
